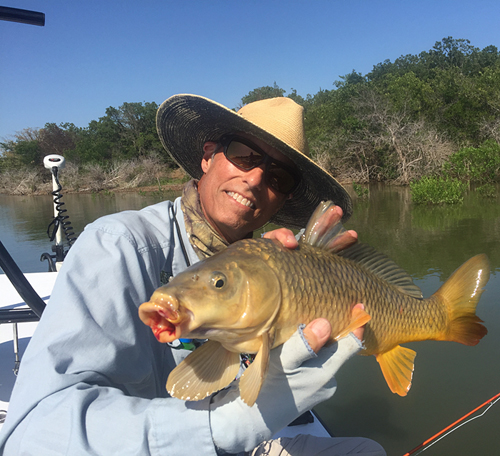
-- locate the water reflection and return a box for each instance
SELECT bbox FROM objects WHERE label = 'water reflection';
[345,183,500,279]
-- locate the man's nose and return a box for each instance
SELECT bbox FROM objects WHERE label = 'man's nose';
[243,164,266,188]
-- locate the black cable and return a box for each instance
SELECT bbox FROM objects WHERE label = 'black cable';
[48,166,76,247]
[169,205,191,267]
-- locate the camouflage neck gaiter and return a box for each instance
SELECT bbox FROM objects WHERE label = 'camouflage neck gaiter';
[180,179,229,260]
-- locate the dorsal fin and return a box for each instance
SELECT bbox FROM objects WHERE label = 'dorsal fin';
[338,243,423,298]
[302,201,422,298]
[300,201,348,251]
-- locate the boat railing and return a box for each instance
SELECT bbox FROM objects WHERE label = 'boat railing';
[0,242,46,321]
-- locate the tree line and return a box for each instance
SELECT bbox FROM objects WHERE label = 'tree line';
[297,37,500,185]
[2,37,500,188]
[0,102,173,171]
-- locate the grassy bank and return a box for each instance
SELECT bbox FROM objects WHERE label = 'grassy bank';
[0,157,189,196]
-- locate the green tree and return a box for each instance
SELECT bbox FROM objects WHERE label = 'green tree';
[241,82,286,105]
[100,101,164,160]
[38,123,79,157]
[444,140,500,183]
[0,128,43,168]
[12,140,41,166]
[287,88,306,106]
[65,101,169,165]
[66,120,114,165]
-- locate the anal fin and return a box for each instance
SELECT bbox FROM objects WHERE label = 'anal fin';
[376,345,416,396]
[335,306,371,340]
[239,331,272,407]
[166,340,241,401]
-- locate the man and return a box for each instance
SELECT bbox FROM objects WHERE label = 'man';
[0,95,385,455]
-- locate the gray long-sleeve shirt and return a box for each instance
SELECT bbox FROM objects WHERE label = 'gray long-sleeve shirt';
[0,197,361,455]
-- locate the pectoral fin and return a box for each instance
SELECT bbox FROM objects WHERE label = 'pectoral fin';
[239,331,273,407]
[376,345,416,396]
[166,340,241,401]
[335,306,371,340]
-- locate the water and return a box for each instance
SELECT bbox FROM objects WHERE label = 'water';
[1,186,499,455]
[0,191,179,273]
[316,184,500,456]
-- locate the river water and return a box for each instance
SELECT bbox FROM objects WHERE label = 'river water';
[1,185,499,455]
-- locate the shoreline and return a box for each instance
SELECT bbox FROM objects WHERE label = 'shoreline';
[0,183,186,197]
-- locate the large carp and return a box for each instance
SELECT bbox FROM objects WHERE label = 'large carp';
[139,201,489,406]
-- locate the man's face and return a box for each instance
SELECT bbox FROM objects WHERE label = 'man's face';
[197,134,292,243]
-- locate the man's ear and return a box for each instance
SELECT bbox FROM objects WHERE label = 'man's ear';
[201,142,218,173]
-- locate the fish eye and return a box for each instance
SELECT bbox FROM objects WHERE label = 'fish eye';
[210,272,227,289]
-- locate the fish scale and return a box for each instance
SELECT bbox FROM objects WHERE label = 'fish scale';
[240,239,445,355]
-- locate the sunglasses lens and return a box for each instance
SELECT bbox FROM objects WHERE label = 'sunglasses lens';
[223,137,300,194]
[267,163,298,194]
[225,141,264,169]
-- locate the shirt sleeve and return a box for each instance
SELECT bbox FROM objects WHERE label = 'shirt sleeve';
[0,212,219,456]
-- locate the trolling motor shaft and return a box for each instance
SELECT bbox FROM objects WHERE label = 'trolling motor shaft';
[42,155,75,271]
[44,155,66,248]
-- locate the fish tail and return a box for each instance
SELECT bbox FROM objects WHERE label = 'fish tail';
[433,254,489,345]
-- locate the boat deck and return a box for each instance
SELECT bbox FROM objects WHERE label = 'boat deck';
[0,272,57,429]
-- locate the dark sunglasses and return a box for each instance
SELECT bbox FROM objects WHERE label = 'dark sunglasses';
[218,135,301,194]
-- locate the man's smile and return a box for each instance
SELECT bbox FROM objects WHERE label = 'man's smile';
[226,191,256,209]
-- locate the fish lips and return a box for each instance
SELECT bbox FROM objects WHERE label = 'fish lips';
[138,299,184,343]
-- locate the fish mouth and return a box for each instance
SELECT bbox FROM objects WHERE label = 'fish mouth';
[138,296,183,343]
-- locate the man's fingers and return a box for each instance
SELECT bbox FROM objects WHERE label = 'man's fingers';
[331,230,358,252]
[303,304,366,355]
[263,228,298,249]
[302,318,332,354]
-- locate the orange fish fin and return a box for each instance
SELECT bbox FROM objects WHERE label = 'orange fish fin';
[376,345,416,396]
[433,254,489,345]
[335,306,371,340]
[166,340,241,401]
[239,331,272,407]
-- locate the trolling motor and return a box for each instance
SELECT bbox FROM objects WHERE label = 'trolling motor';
[40,155,76,271]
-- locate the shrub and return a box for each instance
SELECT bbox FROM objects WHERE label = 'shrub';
[476,183,497,198]
[352,182,369,199]
[443,140,500,183]
[0,168,48,195]
[410,176,467,204]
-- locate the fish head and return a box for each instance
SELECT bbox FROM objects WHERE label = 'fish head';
[139,245,281,345]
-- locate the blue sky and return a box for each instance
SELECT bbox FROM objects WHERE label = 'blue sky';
[1,0,500,140]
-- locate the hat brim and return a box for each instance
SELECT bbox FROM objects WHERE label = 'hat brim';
[157,94,352,228]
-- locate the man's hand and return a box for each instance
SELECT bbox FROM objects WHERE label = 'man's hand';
[263,205,358,251]
[303,304,367,354]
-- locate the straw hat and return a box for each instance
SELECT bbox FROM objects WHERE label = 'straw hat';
[157,94,352,228]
